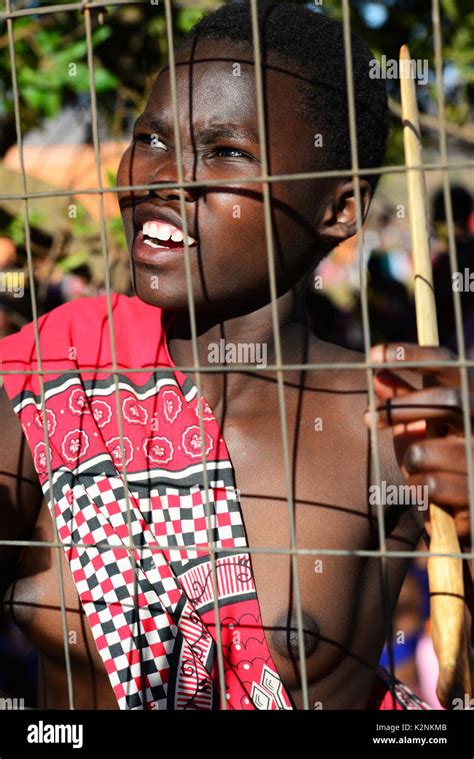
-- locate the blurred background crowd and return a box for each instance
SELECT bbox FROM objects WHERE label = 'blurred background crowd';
[0,0,473,709]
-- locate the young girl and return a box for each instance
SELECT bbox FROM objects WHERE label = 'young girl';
[0,2,471,710]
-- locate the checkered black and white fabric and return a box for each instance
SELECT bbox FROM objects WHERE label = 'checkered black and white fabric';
[0,294,431,711]
[0,292,293,709]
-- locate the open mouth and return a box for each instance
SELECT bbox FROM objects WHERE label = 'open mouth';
[140,220,197,251]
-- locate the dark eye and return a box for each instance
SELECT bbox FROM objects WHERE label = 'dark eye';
[133,132,167,150]
[212,146,249,159]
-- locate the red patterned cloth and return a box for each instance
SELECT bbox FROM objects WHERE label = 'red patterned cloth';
[0,294,430,710]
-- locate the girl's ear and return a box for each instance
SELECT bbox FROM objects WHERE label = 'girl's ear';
[317,180,372,248]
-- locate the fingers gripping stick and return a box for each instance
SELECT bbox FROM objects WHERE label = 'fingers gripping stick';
[400,44,472,708]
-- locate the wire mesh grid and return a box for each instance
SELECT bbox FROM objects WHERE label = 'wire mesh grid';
[0,0,472,712]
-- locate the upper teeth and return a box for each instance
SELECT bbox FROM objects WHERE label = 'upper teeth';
[142,220,195,245]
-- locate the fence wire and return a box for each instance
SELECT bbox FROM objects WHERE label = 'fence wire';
[0,0,473,712]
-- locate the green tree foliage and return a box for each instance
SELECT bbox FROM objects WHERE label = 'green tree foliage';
[0,0,472,157]
[0,1,216,155]
[0,0,471,303]
[0,0,474,154]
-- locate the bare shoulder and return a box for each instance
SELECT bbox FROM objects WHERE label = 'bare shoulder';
[0,383,43,599]
[280,324,367,392]
[299,331,404,473]
[312,340,366,390]
[287,327,424,539]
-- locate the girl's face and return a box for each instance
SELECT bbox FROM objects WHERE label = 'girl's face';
[117,39,345,317]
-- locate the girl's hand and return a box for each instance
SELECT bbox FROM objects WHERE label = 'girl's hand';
[364,343,473,544]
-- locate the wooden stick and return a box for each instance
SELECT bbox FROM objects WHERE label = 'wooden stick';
[400,44,472,708]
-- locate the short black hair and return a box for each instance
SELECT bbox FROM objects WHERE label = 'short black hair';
[178,0,389,193]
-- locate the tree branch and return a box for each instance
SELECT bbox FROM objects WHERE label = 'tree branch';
[389,95,474,144]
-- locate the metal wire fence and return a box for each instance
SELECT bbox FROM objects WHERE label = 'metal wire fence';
[0,0,473,712]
